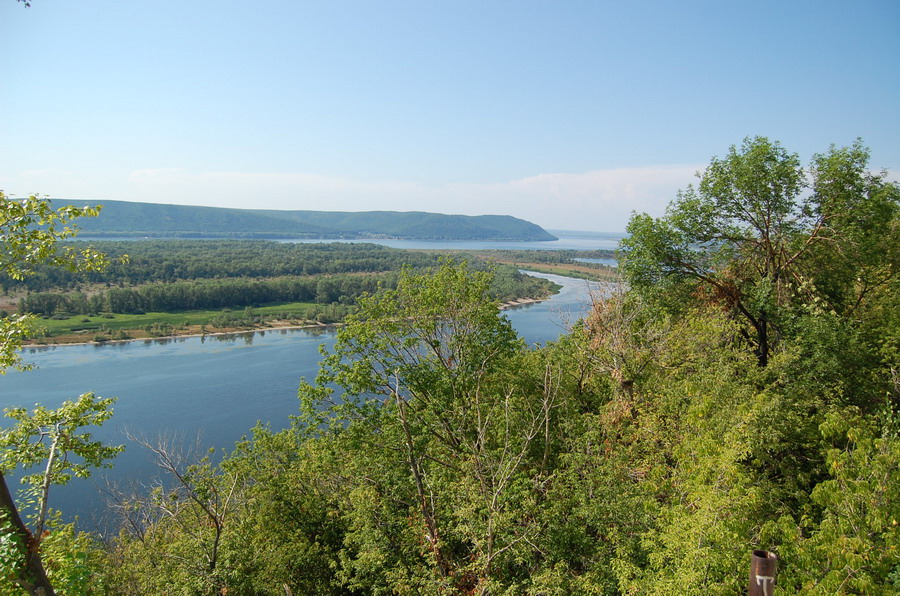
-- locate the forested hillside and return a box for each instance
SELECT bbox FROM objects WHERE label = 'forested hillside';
[53,199,558,241]
[0,137,897,594]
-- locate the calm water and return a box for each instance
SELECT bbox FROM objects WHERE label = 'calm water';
[285,229,623,251]
[84,230,625,252]
[573,257,617,267]
[1,272,604,529]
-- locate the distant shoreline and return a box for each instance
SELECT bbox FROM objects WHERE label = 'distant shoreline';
[21,297,548,350]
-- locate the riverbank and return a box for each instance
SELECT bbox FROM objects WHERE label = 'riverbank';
[21,321,331,349]
[20,296,551,348]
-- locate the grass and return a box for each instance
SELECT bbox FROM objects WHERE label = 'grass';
[29,302,323,343]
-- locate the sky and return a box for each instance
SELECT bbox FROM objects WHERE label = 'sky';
[1,1,898,232]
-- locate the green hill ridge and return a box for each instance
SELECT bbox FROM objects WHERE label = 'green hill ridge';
[53,199,557,241]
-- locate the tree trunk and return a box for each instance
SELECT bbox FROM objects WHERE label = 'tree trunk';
[396,394,451,579]
[0,472,56,596]
[35,430,61,541]
[757,316,769,368]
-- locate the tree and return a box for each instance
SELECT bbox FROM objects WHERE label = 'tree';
[299,261,561,592]
[0,396,122,596]
[1,192,110,374]
[620,137,899,367]
[0,192,119,595]
[609,138,900,590]
[803,141,899,317]
[582,288,672,400]
[104,433,242,595]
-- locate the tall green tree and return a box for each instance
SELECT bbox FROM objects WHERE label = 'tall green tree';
[0,395,122,596]
[0,192,119,595]
[299,261,561,593]
[620,137,898,367]
[803,141,899,317]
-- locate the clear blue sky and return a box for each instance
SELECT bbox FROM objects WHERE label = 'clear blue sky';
[2,1,898,232]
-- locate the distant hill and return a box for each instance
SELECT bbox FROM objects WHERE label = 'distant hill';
[52,199,557,241]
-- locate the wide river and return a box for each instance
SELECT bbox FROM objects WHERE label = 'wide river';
[285,230,623,252]
[2,269,607,530]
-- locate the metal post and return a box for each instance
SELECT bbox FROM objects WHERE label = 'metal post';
[749,550,777,596]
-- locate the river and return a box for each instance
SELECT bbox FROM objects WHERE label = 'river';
[283,229,623,251]
[1,271,605,530]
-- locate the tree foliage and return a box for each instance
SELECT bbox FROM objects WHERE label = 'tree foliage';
[1,192,113,372]
[298,261,552,592]
[0,192,120,595]
[620,137,898,367]
[23,138,895,594]
[0,395,122,595]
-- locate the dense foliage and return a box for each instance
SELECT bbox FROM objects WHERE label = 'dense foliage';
[619,137,898,368]
[7,242,558,327]
[20,268,554,319]
[2,138,897,594]
[2,240,442,292]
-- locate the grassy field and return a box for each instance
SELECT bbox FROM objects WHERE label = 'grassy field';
[26,301,325,345]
